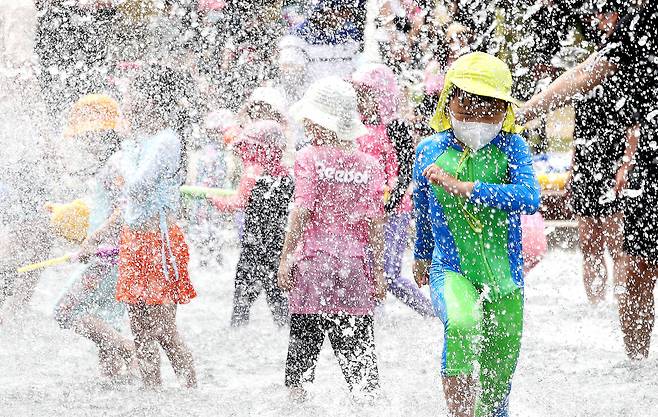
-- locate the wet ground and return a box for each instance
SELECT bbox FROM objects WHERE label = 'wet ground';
[1,241,657,416]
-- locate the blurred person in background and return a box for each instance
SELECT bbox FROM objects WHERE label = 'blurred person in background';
[288,0,367,85]
[373,0,426,73]
[34,0,119,117]
[212,121,293,328]
[520,0,658,360]
[352,63,435,317]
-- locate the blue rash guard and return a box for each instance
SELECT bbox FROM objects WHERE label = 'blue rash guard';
[413,130,540,417]
[413,130,540,298]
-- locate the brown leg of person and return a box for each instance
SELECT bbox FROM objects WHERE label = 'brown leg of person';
[620,256,640,358]
[442,375,476,417]
[603,213,628,299]
[620,256,658,359]
[151,304,197,388]
[74,315,136,376]
[128,303,162,387]
[578,216,608,304]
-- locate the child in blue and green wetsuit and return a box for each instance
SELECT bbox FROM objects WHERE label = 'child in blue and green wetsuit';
[413,52,540,417]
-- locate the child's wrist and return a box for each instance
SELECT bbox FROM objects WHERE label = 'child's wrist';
[284,253,295,263]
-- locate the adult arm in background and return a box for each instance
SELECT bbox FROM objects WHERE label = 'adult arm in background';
[521,2,657,122]
[519,52,617,123]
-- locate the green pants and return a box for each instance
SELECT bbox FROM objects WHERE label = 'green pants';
[430,271,523,417]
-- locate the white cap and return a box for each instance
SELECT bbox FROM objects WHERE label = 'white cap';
[204,108,237,131]
[289,76,367,143]
[278,47,308,67]
[234,120,287,150]
[248,86,287,116]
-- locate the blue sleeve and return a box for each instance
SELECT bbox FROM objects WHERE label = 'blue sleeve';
[126,131,181,201]
[468,134,540,214]
[413,141,436,261]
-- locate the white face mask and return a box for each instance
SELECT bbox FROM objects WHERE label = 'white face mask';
[450,113,503,152]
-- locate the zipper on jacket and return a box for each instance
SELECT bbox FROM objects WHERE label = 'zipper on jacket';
[456,149,496,284]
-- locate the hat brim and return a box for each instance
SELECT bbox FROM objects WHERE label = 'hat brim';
[290,99,367,142]
[452,78,522,107]
[231,135,287,151]
[63,120,118,138]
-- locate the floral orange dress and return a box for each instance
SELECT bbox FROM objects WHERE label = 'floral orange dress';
[115,128,196,305]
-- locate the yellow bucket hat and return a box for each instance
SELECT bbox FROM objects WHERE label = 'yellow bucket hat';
[64,94,120,138]
[429,52,524,134]
[46,199,90,243]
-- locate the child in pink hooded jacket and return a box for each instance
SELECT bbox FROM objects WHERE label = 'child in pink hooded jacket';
[352,63,434,317]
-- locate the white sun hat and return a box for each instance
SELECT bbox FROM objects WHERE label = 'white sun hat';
[289,76,367,142]
[248,86,287,116]
[204,108,237,131]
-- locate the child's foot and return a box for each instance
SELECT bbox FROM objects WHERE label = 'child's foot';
[112,340,139,377]
[351,389,383,407]
[98,348,123,378]
[288,386,308,403]
[179,369,198,389]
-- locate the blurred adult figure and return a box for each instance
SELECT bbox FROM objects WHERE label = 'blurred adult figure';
[520,0,658,360]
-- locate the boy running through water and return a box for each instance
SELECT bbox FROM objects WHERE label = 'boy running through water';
[413,52,540,416]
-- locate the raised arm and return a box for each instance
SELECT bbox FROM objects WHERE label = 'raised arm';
[519,52,617,123]
[210,174,258,212]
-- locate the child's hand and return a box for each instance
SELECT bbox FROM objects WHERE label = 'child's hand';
[423,165,456,189]
[413,259,430,288]
[423,165,474,197]
[277,257,294,291]
[76,240,96,264]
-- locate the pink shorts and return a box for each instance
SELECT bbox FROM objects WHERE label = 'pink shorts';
[289,252,375,315]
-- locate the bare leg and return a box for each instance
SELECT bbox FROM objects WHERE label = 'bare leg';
[619,256,658,359]
[620,256,640,358]
[442,375,475,417]
[128,303,162,387]
[578,216,608,304]
[151,304,197,388]
[53,265,135,377]
[603,213,628,298]
[73,315,136,376]
[74,315,134,353]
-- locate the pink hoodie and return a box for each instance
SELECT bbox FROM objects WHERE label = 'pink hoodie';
[353,64,412,213]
